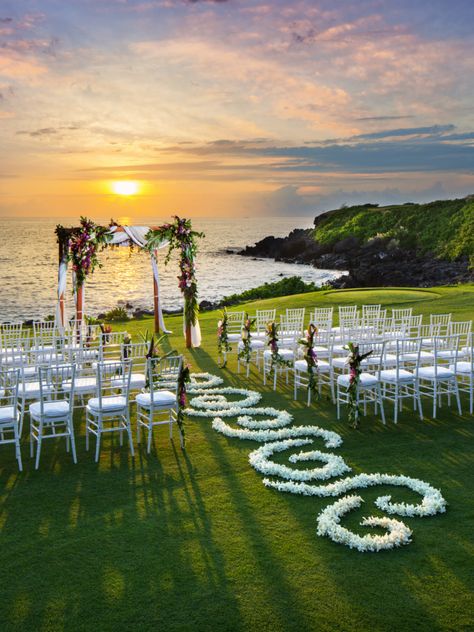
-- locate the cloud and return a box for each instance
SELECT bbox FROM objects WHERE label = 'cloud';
[355,115,416,122]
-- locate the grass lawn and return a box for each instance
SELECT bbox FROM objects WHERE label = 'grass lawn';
[1,285,473,631]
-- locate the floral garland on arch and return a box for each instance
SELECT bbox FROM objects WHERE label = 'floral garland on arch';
[344,342,373,428]
[145,216,204,330]
[182,371,447,553]
[55,217,112,288]
[217,309,231,367]
[299,324,320,399]
[266,321,292,373]
[238,313,256,365]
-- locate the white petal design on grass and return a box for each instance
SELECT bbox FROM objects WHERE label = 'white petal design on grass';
[186,372,447,552]
[316,495,413,552]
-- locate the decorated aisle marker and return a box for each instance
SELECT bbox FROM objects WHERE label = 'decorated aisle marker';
[185,372,447,553]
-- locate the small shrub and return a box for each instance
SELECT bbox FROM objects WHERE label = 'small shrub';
[103,307,130,322]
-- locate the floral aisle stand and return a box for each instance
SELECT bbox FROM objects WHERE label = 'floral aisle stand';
[176,363,191,446]
[299,324,320,400]
[145,216,204,349]
[238,313,256,375]
[217,308,232,368]
[266,321,291,387]
[344,342,373,428]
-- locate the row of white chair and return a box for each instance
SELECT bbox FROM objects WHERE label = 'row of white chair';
[0,355,184,471]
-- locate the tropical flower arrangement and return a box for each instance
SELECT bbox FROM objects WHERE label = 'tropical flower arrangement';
[56,217,112,288]
[238,313,256,365]
[176,363,191,445]
[299,324,320,399]
[145,216,204,330]
[183,370,447,552]
[344,342,373,428]
[266,321,292,373]
[122,332,132,359]
[99,323,112,345]
[217,308,231,367]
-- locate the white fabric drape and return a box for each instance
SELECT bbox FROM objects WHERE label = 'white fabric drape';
[184,318,202,347]
[54,259,68,332]
[150,251,172,334]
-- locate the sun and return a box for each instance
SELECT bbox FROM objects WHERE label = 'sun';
[112,181,139,196]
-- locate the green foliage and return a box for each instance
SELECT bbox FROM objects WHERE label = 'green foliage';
[222,276,321,305]
[313,196,474,261]
[102,306,130,322]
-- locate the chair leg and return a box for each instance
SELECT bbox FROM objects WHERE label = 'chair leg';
[35,423,43,470]
[14,423,22,472]
[69,420,77,464]
[95,417,102,462]
[126,412,134,457]
[147,426,153,454]
[394,385,399,424]
[453,379,462,415]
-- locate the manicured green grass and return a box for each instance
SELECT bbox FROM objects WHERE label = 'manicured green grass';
[1,285,473,631]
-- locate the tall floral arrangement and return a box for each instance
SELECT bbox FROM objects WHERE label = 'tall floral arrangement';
[238,313,256,365]
[266,321,291,373]
[217,308,231,367]
[56,217,112,288]
[177,363,191,446]
[145,216,204,329]
[299,324,319,399]
[344,342,373,428]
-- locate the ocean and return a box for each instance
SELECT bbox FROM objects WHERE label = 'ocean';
[0,216,341,322]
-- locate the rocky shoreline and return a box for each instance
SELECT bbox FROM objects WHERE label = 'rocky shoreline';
[238,227,473,288]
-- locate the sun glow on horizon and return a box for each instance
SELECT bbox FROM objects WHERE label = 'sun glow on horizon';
[111,181,140,196]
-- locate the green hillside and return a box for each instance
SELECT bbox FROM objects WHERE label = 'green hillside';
[313,196,474,264]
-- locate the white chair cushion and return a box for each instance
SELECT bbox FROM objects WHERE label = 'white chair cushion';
[400,351,434,362]
[263,349,294,359]
[294,359,330,373]
[111,373,146,389]
[237,340,264,350]
[417,366,454,380]
[338,372,378,387]
[332,357,348,369]
[29,401,70,418]
[0,406,16,423]
[136,391,177,408]
[436,350,457,359]
[63,377,97,393]
[19,381,53,398]
[461,346,472,357]
[227,333,241,342]
[87,396,128,412]
[449,362,473,375]
[379,369,415,383]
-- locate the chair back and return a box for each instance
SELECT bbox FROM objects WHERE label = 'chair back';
[339,306,359,329]
[393,338,422,378]
[37,363,76,418]
[430,313,452,335]
[99,331,127,362]
[121,341,147,372]
[392,308,413,320]
[309,307,333,331]
[96,360,132,407]
[0,323,23,339]
[0,367,20,416]
[256,309,276,334]
[432,335,460,377]
[147,355,182,405]
[226,311,245,334]
[448,320,472,346]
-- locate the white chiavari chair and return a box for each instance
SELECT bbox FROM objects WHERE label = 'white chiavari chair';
[417,334,462,418]
[0,368,22,470]
[378,338,423,423]
[86,360,133,462]
[135,355,182,452]
[450,332,474,414]
[111,341,147,391]
[336,341,386,424]
[29,363,77,469]
[309,307,334,333]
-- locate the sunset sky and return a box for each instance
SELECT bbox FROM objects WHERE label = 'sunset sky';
[1,0,473,218]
